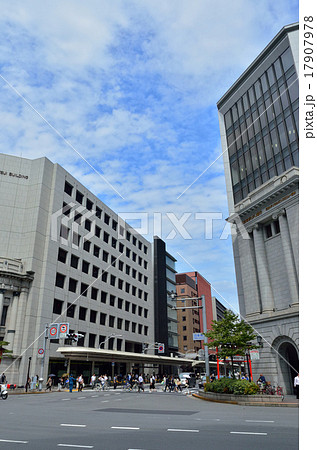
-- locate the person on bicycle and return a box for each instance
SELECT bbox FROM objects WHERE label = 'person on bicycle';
[257,374,266,393]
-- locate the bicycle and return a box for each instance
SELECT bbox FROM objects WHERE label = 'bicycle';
[275,385,284,398]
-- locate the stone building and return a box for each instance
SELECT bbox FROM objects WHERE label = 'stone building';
[217,23,299,393]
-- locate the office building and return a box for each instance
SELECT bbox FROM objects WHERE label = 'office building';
[217,23,299,393]
[0,154,154,384]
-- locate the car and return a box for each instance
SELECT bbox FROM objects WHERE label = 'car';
[179,372,196,388]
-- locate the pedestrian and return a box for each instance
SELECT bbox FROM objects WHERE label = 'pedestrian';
[25,377,31,392]
[210,373,216,382]
[45,377,53,391]
[68,374,75,393]
[0,373,6,384]
[150,374,156,392]
[163,375,167,392]
[90,373,96,389]
[294,373,299,399]
[138,374,144,392]
[78,374,84,392]
[113,375,117,389]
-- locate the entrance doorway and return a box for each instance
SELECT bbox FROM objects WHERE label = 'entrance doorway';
[278,341,298,395]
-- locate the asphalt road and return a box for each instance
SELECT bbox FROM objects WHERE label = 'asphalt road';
[0,387,299,449]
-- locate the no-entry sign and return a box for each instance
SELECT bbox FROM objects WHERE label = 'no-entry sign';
[48,323,59,339]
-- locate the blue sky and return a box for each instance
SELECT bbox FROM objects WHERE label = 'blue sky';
[0,0,299,315]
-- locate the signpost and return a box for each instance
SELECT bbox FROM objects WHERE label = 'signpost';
[158,344,165,354]
[250,349,260,360]
[193,332,205,341]
[59,323,69,339]
[48,323,59,339]
[37,348,45,359]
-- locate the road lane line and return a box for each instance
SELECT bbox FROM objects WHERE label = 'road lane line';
[111,427,140,430]
[77,397,86,399]
[91,395,98,398]
[230,432,267,435]
[0,440,28,444]
[101,400,109,403]
[62,399,70,401]
[57,445,93,448]
[60,424,87,428]
[167,429,199,433]
[245,420,274,423]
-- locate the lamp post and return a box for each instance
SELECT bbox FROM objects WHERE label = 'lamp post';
[99,334,123,349]
[170,291,210,382]
[25,357,32,392]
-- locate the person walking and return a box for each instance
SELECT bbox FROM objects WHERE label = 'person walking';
[0,373,6,384]
[78,374,84,392]
[138,374,144,393]
[149,374,156,392]
[90,373,96,389]
[45,377,53,392]
[294,373,299,399]
[68,374,75,393]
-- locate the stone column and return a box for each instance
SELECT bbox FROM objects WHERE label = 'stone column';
[13,287,29,355]
[274,209,299,306]
[253,224,275,312]
[6,292,20,350]
[0,289,5,324]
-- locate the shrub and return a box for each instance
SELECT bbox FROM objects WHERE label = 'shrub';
[204,378,260,395]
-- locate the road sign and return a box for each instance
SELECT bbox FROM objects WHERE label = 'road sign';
[59,323,69,339]
[158,344,165,354]
[37,348,45,358]
[225,355,245,362]
[193,333,205,341]
[48,323,59,339]
[250,349,260,360]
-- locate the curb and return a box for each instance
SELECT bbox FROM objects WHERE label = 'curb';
[192,393,299,407]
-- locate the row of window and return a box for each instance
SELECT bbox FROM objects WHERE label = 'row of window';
[58,248,148,283]
[59,225,149,270]
[61,332,140,350]
[55,271,149,302]
[63,182,148,256]
[53,297,148,319]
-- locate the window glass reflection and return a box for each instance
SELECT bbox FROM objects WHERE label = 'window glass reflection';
[281,47,293,72]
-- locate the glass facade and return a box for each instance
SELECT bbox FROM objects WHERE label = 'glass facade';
[224,47,299,204]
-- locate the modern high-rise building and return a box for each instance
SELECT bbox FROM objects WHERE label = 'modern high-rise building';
[0,154,154,384]
[217,23,299,393]
[153,236,178,358]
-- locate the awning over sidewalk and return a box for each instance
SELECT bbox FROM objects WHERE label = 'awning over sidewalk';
[56,346,195,367]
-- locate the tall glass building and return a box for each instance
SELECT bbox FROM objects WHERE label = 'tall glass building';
[217,23,299,394]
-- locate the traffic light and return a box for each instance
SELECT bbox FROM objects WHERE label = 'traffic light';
[66,333,78,342]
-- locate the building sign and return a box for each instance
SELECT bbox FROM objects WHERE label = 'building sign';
[242,191,296,224]
[250,349,260,360]
[0,170,29,180]
[193,333,205,341]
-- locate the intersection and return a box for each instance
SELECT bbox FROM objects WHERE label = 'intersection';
[0,388,299,449]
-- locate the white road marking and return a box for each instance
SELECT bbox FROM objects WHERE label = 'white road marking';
[101,400,109,403]
[245,420,274,423]
[91,395,98,398]
[167,429,199,433]
[111,427,140,430]
[0,440,28,444]
[60,424,87,428]
[57,445,94,448]
[77,397,86,399]
[62,398,70,401]
[230,431,268,435]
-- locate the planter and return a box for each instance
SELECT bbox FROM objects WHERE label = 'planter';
[196,389,284,405]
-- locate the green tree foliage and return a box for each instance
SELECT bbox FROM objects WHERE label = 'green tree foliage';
[204,310,258,376]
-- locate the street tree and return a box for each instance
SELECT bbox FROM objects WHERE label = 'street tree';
[204,310,258,377]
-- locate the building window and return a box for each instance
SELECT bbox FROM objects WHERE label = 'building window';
[144,309,148,318]
[74,212,82,224]
[72,233,81,247]
[125,282,130,293]
[144,292,148,302]
[103,231,109,243]
[58,248,68,263]
[144,276,148,285]
[125,264,130,275]
[112,220,118,231]
[118,298,123,309]
[77,332,86,347]
[183,326,187,331]
[96,206,102,219]
[181,288,185,293]
[138,324,143,334]
[94,245,100,258]
[119,242,124,253]
[132,236,137,246]
[126,231,131,241]
[85,219,92,231]
[264,219,281,239]
[119,260,124,271]
[138,306,143,316]
[109,315,115,327]
[91,288,98,300]
[144,326,148,336]
[182,316,186,322]
[66,303,76,318]
[110,295,116,307]
[60,225,70,240]
[92,265,99,278]
[83,240,91,253]
[79,307,87,321]
[70,254,79,269]
[104,213,110,225]
[144,261,148,270]
[68,278,78,293]
[118,279,123,290]
[100,313,106,326]
[117,339,122,351]
[64,181,73,196]
[76,190,84,204]
[90,310,97,323]
[112,238,117,249]
[82,260,90,274]
[144,245,148,255]
[117,318,123,329]
[132,322,136,333]
[183,336,187,341]
[126,248,131,258]
[111,255,116,267]
[125,320,130,331]
[110,275,116,287]
[132,286,136,296]
[132,304,136,314]
[55,273,65,289]
[53,299,63,315]
[101,291,107,304]
[103,251,109,263]
[125,301,130,312]
[102,271,108,283]
[86,198,93,211]
[88,333,96,348]
[80,283,89,297]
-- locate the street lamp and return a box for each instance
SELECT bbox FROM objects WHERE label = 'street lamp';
[99,334,122,349]
[257,335,263,348]
[25,357,32,392]
[170,291,210,381]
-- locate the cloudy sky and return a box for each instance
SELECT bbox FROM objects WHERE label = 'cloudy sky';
[0,0,298,315]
